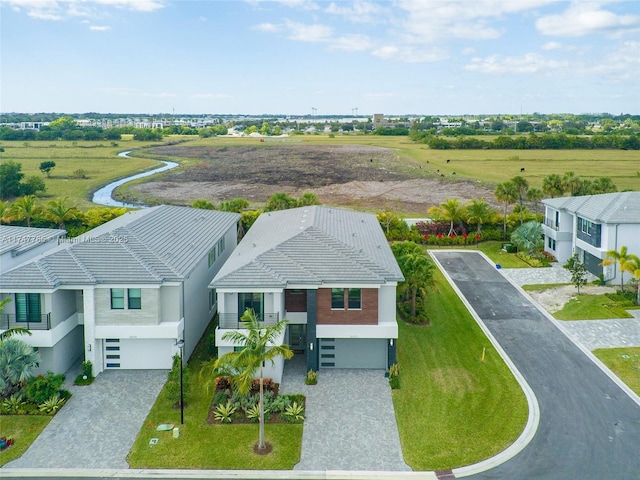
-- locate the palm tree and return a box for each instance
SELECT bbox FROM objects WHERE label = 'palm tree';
[297,192,321,207]
[510,220,543,256]
[602,246,631,291]
[0,201,12,224]
[206,309,293,451]
[510,176,529,225]
[11,195,42,227]
[0,338,40,398]
[542,173,565,198]
[494,181,518,240]
[399,251,435,318]
[622,254,640,305]
[192,199,216,210]
[464,198,495,235]
[427,197,467,236]
[526,188,543,216]
[562,171,583,196]
[46,197,79,229]
[265,192,297,211]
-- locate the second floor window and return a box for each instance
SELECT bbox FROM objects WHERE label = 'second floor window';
[111,289,125,309]
[128,289,141,309]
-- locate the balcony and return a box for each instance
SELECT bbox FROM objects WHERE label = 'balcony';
[543,218,559,230]
[218,312,279,329]
[0,313,52,331]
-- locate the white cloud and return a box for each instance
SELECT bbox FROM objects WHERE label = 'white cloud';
[462,47,476,55]
[247,0,319,10]
[1,0,165,21]
[253,22,280,32]
[541,41,579,52]
[372,45,447,63]
[585,40,640,81]
[324,1,387,24]
[89,24,110,30]
[329,34,372,51]
[536,3,640,37]
[284,20,332,42]
[465,53,569,74]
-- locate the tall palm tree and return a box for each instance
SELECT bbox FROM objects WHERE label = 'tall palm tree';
[510,176,529,225]
[622,254,640,305]
[562,171,583,196]
[297,192,321,207]
[526,188,543,216]
[602,246,631,291]
[494,181,518,240]
[11,195,42,227]
[464,198,495,235]
[427,197,467,236]
[208,309,293,451]
[542,173,565,198]
[265,192,297,211]
[46,197,79,229]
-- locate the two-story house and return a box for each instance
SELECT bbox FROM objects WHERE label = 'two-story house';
[541,192,640,281]
[1,226,66,272]
[0,206,240,376]
[211,206,404,383]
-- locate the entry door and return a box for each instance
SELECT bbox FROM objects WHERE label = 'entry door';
[289,324,306,352]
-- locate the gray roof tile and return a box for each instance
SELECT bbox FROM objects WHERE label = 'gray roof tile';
[542,192,640,223]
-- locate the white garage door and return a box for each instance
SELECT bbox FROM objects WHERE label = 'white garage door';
[104,338,173,369]
[319,338,387,369]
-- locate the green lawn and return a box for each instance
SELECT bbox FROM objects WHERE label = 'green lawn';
[521,283,570,291]
[0,415,52,466]
[393,268,528,470]
[426,242,531,268]
[593,347,640,395]
[127,323,302,469]
[553,294,634,320]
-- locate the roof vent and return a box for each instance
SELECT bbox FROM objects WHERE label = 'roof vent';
[377,244,381,249]
[252,242,257,247]
[352,232,356,236]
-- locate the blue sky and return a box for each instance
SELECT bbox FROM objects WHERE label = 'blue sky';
[1,0,639,115]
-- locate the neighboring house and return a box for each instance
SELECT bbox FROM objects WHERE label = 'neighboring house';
[0,206,240,376]
[541,192,640,281]
[211,206,404,383]
[1,226,66,272]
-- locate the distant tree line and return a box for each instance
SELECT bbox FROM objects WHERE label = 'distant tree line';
[408,132,640,150]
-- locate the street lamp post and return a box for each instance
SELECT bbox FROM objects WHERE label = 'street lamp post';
[176,339,185,425]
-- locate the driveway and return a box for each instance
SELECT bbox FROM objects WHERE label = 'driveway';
[432,251,640,480]
[4,369,167,469]
[280,355,411,472]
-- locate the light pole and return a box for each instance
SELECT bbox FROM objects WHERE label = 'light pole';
[176,339,184,425]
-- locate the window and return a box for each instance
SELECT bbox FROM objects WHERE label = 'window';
[331,288,345,309]
[15,293,41,322]
[127,289,141,309]
[208,247,216,267]
[209,289,216,309]
[218,237,225,255]
[238,292,263,320]
[348,288,361,309]
[547,237,556,250]
[111,289,125,309]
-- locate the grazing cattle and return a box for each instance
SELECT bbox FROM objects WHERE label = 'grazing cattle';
[440,174,445,178]
[437,169,440,172]
[426,160,430,164]
[452,172,456,175]
[520,167,525,172]
[446,159,451,163]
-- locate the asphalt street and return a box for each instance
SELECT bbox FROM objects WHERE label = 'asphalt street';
[432,251,640,480]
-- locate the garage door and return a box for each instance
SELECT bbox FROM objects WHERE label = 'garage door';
[319,338,387,369]
[104,338,173,369]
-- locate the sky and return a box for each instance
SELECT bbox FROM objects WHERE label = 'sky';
[1,0,639,116]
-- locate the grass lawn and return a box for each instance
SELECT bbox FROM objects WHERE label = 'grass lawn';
[0,415,52,466]
[127,323,302,469]
[393,268,528,470]
[553,294,634,320]
[521,283,570,291]
[427,242,531,269]
[592,347,640,395]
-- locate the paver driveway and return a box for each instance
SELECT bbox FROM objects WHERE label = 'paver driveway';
[4,369,167,469]
[281,356,411,472]
[432,251,640,480]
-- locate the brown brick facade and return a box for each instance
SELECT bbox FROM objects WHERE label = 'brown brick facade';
[285,289,307,312]
[316,288,378,325]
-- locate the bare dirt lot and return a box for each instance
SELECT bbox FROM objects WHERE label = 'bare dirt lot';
[528,285,618,313]
[130,144,497,214]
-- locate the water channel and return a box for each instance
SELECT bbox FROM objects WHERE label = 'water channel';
[91,151,178,208]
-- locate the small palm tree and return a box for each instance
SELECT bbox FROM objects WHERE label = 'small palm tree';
[494,181,518,239]
[46,197,79,229]
[621,255,640,305]
[465,198,495,235]
[265,192,297,211]
[0,201,13,224]
[526,188,543,216]
[11,195,42,227]
[562,171,582,196]
[204,308,293,451]
[0,338,40,398]
[602,246,631,291]
[427,197,467,236]
[542,173,565,198]
[297,192,321,207]
[510,220,543,256]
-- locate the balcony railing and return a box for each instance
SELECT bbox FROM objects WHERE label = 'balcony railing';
[543,218,559,230]
[0,313,52,331]
[218,312,279,329]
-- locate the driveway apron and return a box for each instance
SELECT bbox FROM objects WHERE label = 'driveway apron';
[4,369,167,469]
[281,357,411,472]
[432,251,640,480]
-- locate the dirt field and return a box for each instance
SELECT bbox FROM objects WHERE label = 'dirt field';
[528,285,618,313]
[130,144,497,214]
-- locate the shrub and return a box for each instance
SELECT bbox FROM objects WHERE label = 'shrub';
[282,401,305,423]
[212,390,229,406]
[25,372,65,404]
[38,394,65,415]
[388,363,400,390]
[81,361,93,379]
[213,401,237,423]
[305,369,318,385]
[72,169,88,179]
[268,395,291,413]
[215,376,232,390]
[2,393,27,414]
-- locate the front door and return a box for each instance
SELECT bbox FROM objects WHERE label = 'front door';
[289,324,306,353]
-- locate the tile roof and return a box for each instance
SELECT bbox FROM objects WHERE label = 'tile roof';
[0,206,239,289]
[542,192,640,224]
[212,206,404,289]
[0,226,66,256]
